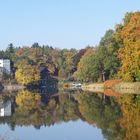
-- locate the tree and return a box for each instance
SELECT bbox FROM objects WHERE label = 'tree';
[98,30,120,80]
[73,47,97,82]
[15,60,40,85]
[31,42,40,48]
[5,43,17,60]
[74,29,121,82]
[116,12,140,81]
[57,49,77,78]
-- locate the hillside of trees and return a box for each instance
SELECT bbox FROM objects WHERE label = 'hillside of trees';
[0,12,140,85]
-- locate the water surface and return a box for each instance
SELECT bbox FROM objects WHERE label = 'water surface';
[0,89,139,140]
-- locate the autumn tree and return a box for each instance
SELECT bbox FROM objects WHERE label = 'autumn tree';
[15,60,40,85]
[116,12,140,81]
[58,49,77,78]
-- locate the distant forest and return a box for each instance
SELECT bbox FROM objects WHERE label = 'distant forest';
[0,12,140,85]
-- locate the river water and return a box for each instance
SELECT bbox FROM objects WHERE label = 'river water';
[0,89,139,140]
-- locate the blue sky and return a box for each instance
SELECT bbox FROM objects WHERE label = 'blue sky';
[0,0,140,50]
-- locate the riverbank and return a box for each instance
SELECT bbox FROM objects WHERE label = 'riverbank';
[82,80,140,94]
[82,83,104,92]
[2,84,25,91]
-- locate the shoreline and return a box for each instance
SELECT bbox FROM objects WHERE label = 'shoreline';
[81,81,140,94]
[2,84,25,91]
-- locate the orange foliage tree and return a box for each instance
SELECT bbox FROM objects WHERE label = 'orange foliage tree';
[116,12,140,81]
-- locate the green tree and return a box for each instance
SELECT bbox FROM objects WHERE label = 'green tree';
[73,48,97,82]
[98,30,120,80]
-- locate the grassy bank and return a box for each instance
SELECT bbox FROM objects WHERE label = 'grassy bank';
[82,80,140,94]
[3,84,25,91]
[82,83,104,93]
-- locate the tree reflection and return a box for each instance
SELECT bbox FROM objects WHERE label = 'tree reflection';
[1,90,140,140]
[118,94,140,140]
[11,90,79,128]
[75,92,124,140]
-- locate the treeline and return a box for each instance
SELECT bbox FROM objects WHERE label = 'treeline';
[0,12,140,84]
[0,42,87,85]
[75,12,140,82]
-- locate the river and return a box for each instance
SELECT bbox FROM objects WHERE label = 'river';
[0,88,140,140]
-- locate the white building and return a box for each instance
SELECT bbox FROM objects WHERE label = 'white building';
[0,59,11,74]
[0,100,12,117]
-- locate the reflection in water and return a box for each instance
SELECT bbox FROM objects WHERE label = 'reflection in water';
[74,92,124,140]
[0,89,140,140]
[118,95,140,140]
[0,100,11,117]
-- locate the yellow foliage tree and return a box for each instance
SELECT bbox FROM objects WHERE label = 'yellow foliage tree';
[116,12,140,81]
[15,62,40,85]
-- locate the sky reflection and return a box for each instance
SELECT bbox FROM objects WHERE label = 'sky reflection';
[0,120,105,140]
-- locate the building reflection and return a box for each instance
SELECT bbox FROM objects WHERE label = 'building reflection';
[0,100,12,117]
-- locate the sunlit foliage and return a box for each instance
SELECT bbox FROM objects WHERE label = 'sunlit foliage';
[116,12,140,81]
[15,60,40,85]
